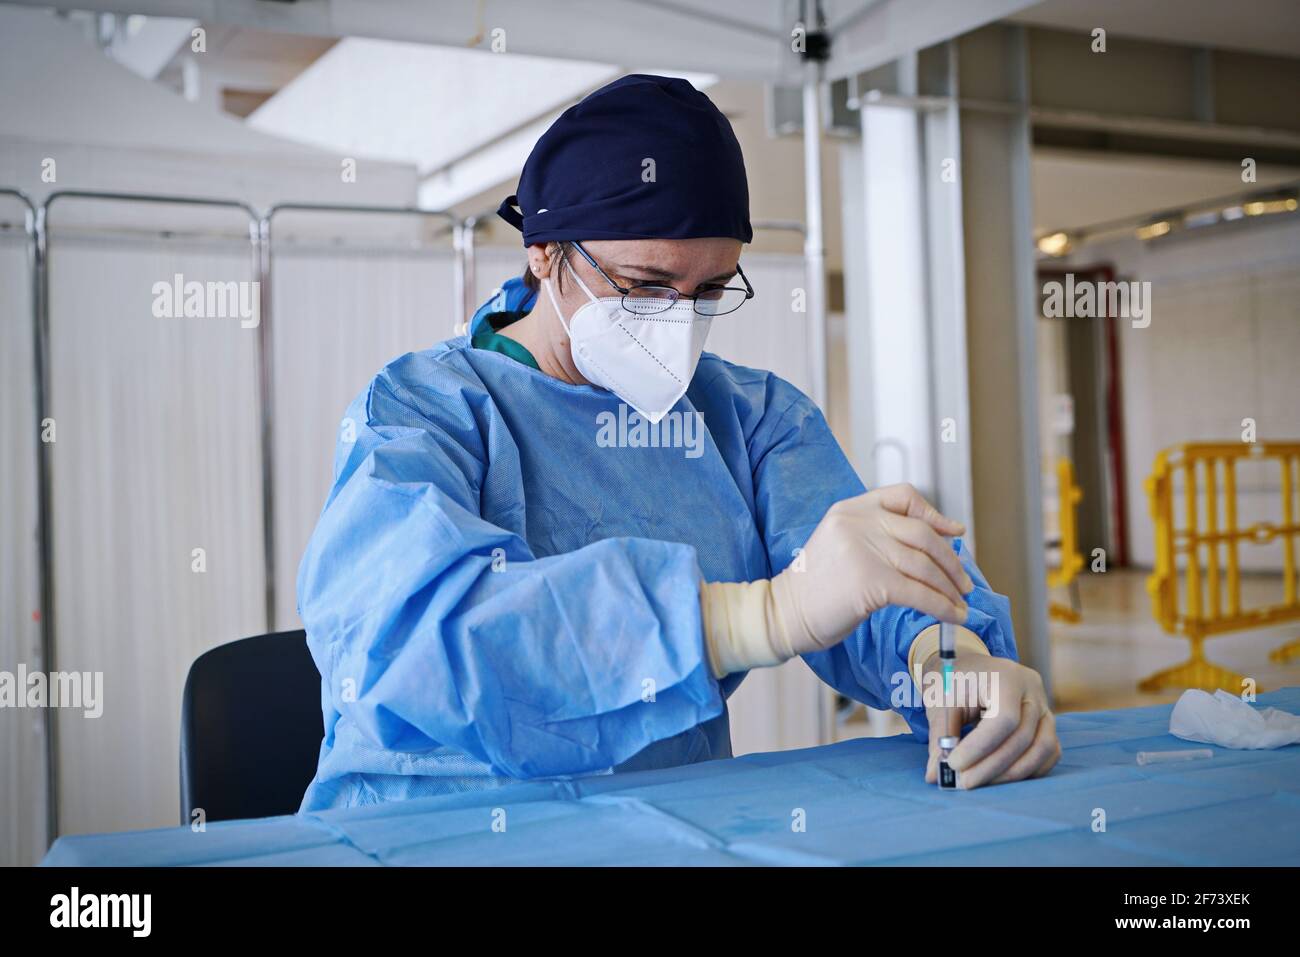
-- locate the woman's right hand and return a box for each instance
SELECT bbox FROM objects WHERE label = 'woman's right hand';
[767,484,975,658]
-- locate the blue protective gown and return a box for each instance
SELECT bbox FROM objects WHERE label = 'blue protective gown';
[296,279,1017,811]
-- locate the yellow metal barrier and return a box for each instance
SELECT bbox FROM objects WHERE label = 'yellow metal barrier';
[1143,441,1300,693]
[1047,457,1084,623]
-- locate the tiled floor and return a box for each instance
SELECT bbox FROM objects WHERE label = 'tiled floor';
[1050,567,1300,712]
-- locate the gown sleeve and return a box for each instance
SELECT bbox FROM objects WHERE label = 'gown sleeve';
[296,358,723,780]
[745,376,1019,740]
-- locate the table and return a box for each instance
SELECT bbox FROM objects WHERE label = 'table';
[43,688,1300,866]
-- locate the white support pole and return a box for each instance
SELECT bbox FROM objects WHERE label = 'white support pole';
[838,137,874,483]
[922,43,977,538]
[800,47,834,745]
[452,219,469,332]
[858,97,936,498]
[801,60,829,412]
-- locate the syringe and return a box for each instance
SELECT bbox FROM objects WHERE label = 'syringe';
[938,621,958,790]
[939,620,956,696]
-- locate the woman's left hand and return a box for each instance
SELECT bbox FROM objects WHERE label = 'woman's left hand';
[923,653,1061,788]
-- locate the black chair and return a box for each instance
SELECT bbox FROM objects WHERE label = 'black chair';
[179,629,323,825]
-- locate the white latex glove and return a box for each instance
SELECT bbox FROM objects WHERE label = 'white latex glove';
[701,484,974,676]
[923,652,1060,789]
[769,484,973,656]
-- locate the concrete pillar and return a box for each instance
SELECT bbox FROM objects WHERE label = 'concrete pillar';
[955,24,1050,681]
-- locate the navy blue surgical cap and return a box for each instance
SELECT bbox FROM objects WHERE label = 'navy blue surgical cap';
[497,74,752,246]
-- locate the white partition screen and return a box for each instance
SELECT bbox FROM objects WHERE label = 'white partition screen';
[1,222,45,864]
[470,245,527,309]
[696,250,827,753]
[47,222,266,837]
[269,224,458,631]
[701,251,816,399]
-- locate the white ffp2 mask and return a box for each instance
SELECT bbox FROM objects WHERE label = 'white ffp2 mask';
[544,261,712,423]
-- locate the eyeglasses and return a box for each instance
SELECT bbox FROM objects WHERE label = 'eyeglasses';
[567,241,754,317]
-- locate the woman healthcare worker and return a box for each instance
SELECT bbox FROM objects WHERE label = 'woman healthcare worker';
[297,74,1060,811]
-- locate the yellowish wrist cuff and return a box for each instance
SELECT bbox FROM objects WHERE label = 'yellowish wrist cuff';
[907,624,989,687]
[699,579,788,678]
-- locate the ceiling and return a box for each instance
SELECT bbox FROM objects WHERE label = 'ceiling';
[1011,0,1300,58]
[1032,148,1300,236]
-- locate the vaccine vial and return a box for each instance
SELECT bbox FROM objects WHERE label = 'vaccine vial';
[938,735,959,790]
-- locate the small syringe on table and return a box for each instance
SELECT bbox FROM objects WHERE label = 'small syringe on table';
[937,620,959,790]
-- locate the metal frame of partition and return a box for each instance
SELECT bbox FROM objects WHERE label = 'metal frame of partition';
[0,187,46,852]
[9,188,463,846]
[259,202,458,633]
[457,209,493,326]
[749,219,822,412]
[9,186,813,845]
[736,218,836,744]
[37,190,261,845]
